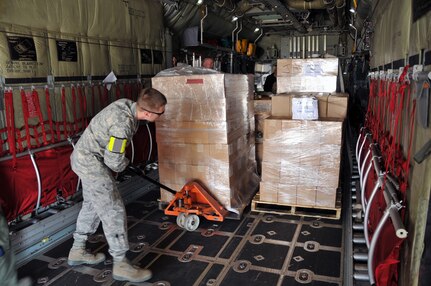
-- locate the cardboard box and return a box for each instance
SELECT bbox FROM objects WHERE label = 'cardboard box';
[277,76,338,94]
[259,182,278,202]
[276,58,338,93]
[271,93,348,120]
[277,58,339,77]
[278,185,297,205]
[272,95,292,117]
[296,186,316,207]
[319,93,349,119]
[254,98,272,114]
[316,187,337,208]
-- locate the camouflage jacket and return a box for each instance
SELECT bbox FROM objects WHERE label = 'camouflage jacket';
[71,99,139,177]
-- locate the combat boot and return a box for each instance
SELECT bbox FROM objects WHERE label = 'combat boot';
[67,248,106,266]
[112,259,152,282]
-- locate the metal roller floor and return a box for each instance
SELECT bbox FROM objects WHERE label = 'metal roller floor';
[17,183,344,286]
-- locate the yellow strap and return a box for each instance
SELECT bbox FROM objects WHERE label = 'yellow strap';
[108,136,127,154]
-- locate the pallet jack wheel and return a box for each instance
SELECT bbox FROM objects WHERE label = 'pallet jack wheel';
[184,214,200,231]
[176,213,186,228]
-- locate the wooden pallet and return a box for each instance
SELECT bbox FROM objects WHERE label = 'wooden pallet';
[251,190,342,220]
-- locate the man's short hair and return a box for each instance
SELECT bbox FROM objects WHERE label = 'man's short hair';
[137,88,167,110]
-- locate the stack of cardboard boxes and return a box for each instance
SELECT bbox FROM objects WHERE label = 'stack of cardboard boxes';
[152,73,259,213]
[259,58,347,209]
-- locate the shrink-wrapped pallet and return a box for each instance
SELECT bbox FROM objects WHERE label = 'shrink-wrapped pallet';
[260,117,343,208]
[152,67,259,213]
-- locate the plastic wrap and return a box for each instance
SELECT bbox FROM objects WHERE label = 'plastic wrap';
[155,65,220,76]
[259,117,343,208]
[272,93,348,120]
[152,73,259,213]
[276,58,339,94]
[253,98,272,136]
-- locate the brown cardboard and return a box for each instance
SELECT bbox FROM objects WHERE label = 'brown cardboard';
[278,185,297,204]
[316,187,337,208]
[277,58,339,77]
[319,94,349,119]
[277,75,338,94]
[259,182,278,202]
[271,95,292,117]
[254,98,272,114]
[296,186,316,207]
[271,93,348,120]
[276,58,339,94]
[261,161,280,182]
[319,167,340,188]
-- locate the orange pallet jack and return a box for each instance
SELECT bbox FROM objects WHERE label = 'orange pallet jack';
[127,165,228,231]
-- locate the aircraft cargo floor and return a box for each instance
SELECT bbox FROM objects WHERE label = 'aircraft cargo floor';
[17,182,344,286]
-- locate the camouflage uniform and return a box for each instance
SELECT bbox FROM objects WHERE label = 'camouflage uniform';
[0,207,19,285]
[71,98,139,261]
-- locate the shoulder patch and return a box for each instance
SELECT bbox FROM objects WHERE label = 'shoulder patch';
[108,136,127,154]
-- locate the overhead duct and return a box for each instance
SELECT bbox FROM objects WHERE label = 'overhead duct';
[357,0,374,20]
[336,0,346,28]
[163,2,259,42]
[263,0,306,33]
[284,0,346,27]
[323,0,337,27]
[356,0,374,34]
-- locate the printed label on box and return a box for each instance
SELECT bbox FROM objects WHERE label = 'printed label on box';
[292,97,318,120]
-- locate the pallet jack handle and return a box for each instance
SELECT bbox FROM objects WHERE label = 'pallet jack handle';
[127,165,177,195]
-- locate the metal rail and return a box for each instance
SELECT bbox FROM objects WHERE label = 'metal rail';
[354,129,407,284]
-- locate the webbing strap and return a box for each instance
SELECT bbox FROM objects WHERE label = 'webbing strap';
[91,85,96,116]
[103,85,109,107]
[77,85,87,128]
[71,85,79,134]
[61,86,68,139]
[98,85,104,109]
[20,88,33,149]
[366,79,377,130]
[4,89,17,165]
[32,89,48,145]
[45,87,55,143]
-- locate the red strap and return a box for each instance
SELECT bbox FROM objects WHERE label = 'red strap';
[32,89,48,145]
[71,85,79,134]
[77,85,87,128]
[44,87,56,143]
[98,85,104,109]
[91,84,96,116]
[61,86,68,139]
[4,89,17,165]
[20,89,33,149]
[103,85,109,107]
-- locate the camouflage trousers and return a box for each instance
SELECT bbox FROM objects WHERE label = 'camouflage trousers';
[73,171,129,261]
[0,209,19,286]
